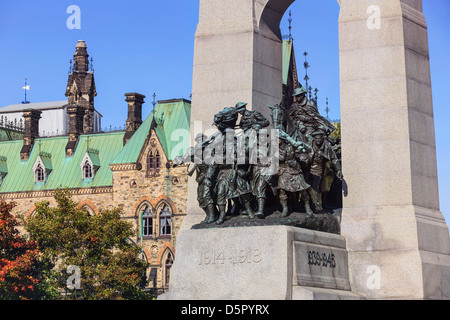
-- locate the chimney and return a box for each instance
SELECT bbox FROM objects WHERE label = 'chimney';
[65,105,85,157]
[20,109,42,160]
[123,93,145,145]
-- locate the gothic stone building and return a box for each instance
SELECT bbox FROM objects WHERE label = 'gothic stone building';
[0,39,299,291]
[0,41,191,291]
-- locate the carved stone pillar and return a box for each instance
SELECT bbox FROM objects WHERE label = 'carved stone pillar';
[339,0,450,299]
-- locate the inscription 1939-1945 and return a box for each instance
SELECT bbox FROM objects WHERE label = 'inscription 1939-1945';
[197,248,262,266]
[307,250,336,268]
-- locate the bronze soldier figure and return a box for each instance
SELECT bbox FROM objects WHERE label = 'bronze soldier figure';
[307,128,343,212]
[289,86,335,135]
[174,133,218,224]
[277,139,314,217]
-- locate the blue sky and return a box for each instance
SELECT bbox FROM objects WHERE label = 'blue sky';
[0,1,449,224]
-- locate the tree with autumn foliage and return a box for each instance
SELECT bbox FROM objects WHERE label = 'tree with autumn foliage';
[24,188,151,300]
[0,200,40,300]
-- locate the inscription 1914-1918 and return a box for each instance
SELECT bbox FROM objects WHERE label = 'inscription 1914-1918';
[307,250,336,268]
[198,248,262,266]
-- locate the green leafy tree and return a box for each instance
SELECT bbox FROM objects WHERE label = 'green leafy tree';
[0,201,40,300]
[25,189,150,300]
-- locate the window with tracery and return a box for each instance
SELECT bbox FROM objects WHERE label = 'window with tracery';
[148,152,154,171]
[159,204,171,237]
[35,164,45,182]
[164,251,174,288]
[155,151,160,170]
[141,205,153,238]
[82,159,94,179]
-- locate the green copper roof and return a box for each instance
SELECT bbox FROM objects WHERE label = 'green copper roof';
[0,99,190,193]
[0,131,124,193]
[86,148,101,168]
[0,157,7,175]
[111,99,191,164]
[0,128,24,141]
[282,40,293,86]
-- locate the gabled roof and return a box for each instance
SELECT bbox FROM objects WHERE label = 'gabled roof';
[33,152,53,171]
[111,99,191,164]
[0,131,124,193]
[0,98,191,193]
[84,149,101,168]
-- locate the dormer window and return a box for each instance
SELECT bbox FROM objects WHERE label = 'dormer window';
[35,164,45,182]
[80,150,100,181]
[82,159,94,179]
[33,154,52,184]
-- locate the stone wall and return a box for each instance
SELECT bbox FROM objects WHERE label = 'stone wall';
[111,161,188,289]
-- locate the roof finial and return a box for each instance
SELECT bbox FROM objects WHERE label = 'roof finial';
[288,10,293,41]
[325,98,330,119]
[152,93,157,109]
[22,78,30,104]
[303,52,310,90]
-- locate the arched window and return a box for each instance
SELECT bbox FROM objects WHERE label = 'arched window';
[80,152,99,181]
[82,205,95,216]
[159,204,171,237]
[156,151,160,170]
[82,159,93,179]
[164,251,174,289]
[148,152,154,171]
[35,164,45,182]
[141,205,153,238]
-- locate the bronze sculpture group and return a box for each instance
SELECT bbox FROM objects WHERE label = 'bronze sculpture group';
[174,86,342,225]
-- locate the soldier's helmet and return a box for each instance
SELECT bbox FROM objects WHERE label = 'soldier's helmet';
[292,86,308,97]
[311,126,328,137]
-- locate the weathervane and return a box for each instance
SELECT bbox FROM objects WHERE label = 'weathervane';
[22,78,30,104]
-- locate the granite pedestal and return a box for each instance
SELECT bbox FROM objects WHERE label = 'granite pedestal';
[160,225,363,300]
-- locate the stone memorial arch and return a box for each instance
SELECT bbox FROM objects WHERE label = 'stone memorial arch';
[178,0,450,300]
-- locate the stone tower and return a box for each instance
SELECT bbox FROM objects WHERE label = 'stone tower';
[65,40,97,133]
